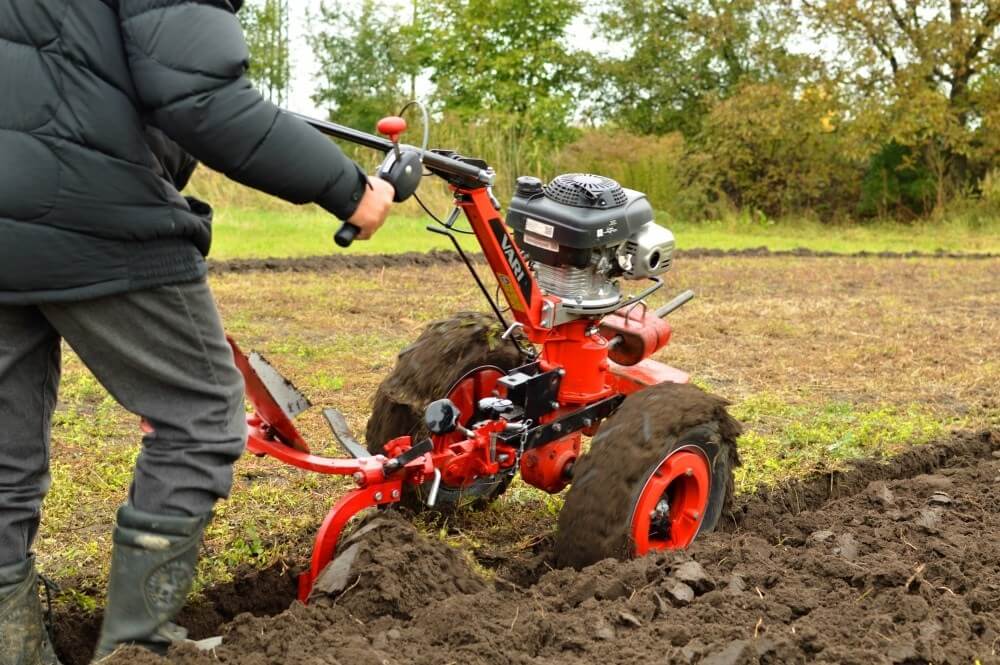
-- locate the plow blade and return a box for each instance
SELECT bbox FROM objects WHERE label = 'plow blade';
[228,337,312,453]
[323,408,369,459]
[248,351,312,419]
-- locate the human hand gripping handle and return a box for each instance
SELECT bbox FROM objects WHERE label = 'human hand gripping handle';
[334,116,423,248]
[335,177,395,247]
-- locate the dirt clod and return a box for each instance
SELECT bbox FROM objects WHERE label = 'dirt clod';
[664,580,696,605]
[671,560,713,593]
[806,529,835,544]
[725,573,746,594]
[868,480,896,507]
[833,532,859,561]
[928,491,953,505]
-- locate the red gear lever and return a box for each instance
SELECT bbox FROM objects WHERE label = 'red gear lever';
[377,116,407,144]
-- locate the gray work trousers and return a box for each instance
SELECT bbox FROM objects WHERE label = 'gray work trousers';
[0,280,247,567]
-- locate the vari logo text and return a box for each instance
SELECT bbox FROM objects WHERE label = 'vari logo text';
[501,234,526,282]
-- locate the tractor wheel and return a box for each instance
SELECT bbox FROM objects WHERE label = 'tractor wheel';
[365,312,524,511]
[555,381,741,569]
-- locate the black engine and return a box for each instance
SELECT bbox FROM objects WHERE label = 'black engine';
[505,174,675,309]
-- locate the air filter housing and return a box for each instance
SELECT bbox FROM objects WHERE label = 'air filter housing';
[543,174,629,208]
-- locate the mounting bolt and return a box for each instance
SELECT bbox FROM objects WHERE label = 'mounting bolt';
[685,468,693,477]
[582,418,593,428]
[391,489,400,499]
[373,491,383,501]
[557,369,566,376]
[352,472,365,487]
[550,401,560,410]
[552,422,563,433]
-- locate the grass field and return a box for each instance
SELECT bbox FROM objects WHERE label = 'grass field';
[208,206,1000,259]
[39,249,999,607]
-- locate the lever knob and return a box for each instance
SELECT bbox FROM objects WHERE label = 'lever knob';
[424,399,461,435]
[376,116,407,143]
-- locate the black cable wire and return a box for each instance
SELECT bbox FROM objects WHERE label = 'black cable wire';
[398,99,476,236]
[414,191,476,235]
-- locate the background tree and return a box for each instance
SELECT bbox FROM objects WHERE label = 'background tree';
[309,0,417,134]
[591,0,810,136]
[292,0,999,221]
[684,82,864,218]
[804,0,1000,212]
[240,0,292,105]
[420,0,584,147]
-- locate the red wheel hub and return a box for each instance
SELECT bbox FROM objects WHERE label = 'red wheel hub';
[437,367,508,488]
[446,367,504,425]
[630,448,710,555]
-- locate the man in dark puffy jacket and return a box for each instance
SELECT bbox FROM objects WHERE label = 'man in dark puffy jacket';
[0,0,395,662]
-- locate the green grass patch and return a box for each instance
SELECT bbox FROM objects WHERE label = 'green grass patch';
[730,392,954,493]
[210,208,480,260]
[209,207,1000,259]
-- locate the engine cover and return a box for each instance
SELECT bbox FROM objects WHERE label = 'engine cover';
[506,174,654,268]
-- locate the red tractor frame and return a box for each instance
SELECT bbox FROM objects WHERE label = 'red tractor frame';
[227,114,703,602]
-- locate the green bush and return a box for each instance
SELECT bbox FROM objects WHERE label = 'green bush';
[857,142,938,219]
[682,83,864,221]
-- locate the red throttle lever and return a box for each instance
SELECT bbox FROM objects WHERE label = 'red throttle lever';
[335,116,419,248]
[377,116,407,148]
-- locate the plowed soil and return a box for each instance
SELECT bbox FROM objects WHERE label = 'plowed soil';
[91,429,1000,665]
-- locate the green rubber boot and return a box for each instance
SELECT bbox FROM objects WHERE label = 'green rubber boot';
[0,556,61,665]
[92,505,210,661]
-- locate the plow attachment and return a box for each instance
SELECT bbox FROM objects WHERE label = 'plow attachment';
[227,337,429,601]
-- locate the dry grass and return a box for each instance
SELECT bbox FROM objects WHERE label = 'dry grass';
[38,255,999,602]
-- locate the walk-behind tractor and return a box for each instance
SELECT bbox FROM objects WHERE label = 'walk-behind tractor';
[227,110,741,602]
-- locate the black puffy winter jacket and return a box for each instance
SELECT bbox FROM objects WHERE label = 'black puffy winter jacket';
[0,0,367,304]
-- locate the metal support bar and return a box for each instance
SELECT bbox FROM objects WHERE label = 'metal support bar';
[655,289,696,318]
[497,395,625,450]
[291,111,493,185]
[426,224,533,361]
[322,408,369,459]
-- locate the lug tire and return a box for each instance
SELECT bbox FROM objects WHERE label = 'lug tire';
[555,381,741,569]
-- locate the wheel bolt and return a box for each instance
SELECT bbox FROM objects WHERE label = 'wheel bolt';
[685,468,693,477]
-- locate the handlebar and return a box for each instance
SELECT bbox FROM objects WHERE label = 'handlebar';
[289,111,496,187]
[289,110,495,248]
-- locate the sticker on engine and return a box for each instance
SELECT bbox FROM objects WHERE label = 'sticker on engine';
[525,218,555,238]
[522,233,559,253]
[596,219,620,239]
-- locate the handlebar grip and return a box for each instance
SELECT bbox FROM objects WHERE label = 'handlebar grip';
[334,221,361,248]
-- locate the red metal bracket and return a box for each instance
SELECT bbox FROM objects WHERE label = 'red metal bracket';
[297,479,404,602]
